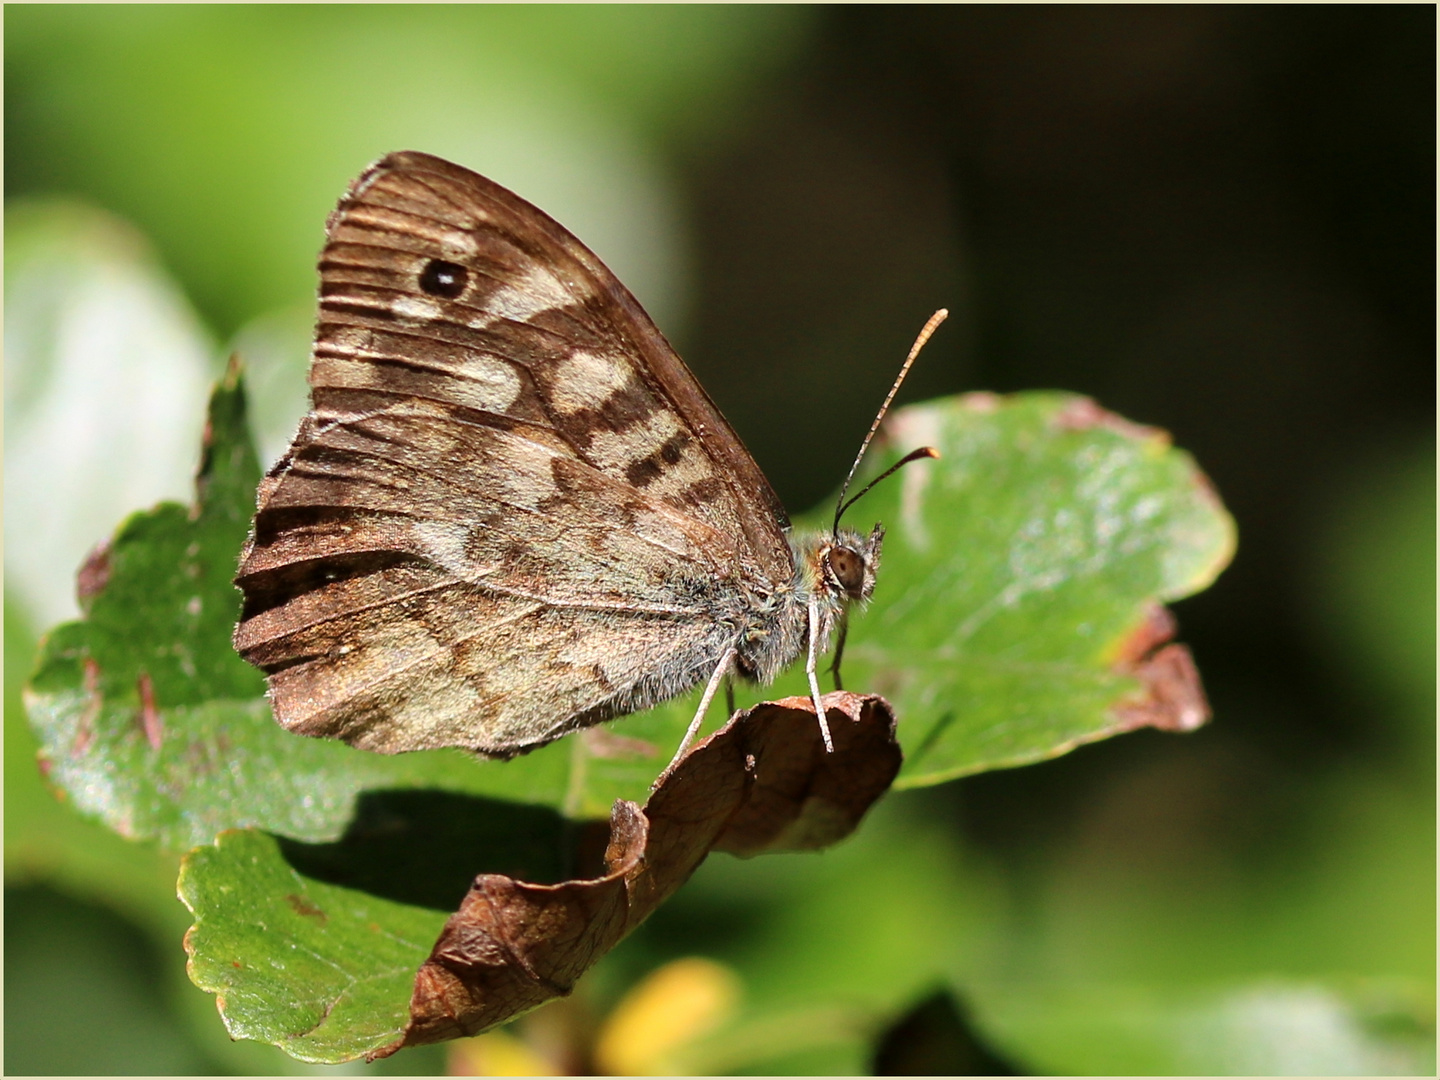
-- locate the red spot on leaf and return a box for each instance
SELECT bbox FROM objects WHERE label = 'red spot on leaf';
[1115,644,1211,733]
[959,391,1003,413]
[1052,396,1168,445]
[285,894,327,923]
[76,540,112,608]
[73,658,103,757]
[137,672,162,750]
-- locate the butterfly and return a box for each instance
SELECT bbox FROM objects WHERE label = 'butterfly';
[233,151,940,766]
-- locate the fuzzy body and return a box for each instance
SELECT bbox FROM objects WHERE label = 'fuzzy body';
[505,524,885,756]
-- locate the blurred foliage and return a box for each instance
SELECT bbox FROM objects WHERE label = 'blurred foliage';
[1308,443,1436,754]
[5,4,813,338]
[4,200,215,627]
[5,4,1433,1076]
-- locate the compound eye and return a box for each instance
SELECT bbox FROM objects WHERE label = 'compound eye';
[827,546,866,597]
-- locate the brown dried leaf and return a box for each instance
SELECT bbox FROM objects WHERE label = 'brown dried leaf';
[373,691,899,1059]
[1111,603,1211,733]
[711,694,903,857]
[1115,643,1211,733]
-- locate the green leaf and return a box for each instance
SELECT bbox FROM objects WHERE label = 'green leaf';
[811,392,1235,787]
[179,828,446,1064]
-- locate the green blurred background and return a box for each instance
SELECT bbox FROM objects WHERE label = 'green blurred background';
[5,6,1433,1074]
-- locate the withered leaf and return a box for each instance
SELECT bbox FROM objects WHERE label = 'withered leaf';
[374,691,899,1059]
[1111,603,1210,734]
[1114,643,1210,734]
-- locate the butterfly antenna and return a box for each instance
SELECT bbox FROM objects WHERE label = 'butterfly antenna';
[832,308,948,536]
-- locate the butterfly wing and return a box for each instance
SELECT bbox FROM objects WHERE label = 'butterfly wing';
[234,151,792,755]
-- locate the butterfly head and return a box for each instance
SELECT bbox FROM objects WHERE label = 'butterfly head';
[808,524,884,607]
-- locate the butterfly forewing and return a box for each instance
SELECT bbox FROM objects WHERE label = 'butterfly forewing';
[235,152,794,755]
[313,152,789,565]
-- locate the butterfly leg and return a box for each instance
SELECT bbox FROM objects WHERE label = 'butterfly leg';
[725,679,736,716]
[828,612,850,691]
[806,599,837,752]
[664,645,738,774]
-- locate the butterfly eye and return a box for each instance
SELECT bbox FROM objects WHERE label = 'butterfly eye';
[826,546,866,597]
[418,259,468,298]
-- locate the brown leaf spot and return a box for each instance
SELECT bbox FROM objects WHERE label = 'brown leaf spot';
[76,539,112,609]
[285,894,328,923]
[372,692,899,1059]
[1114,643,1211,734]
[137,673,162,750]
[183,739,218,778]
[958,391,1003,413]
[1109,602,1178,666]
[1051,395,1169,445]
[73,658,103,757]
[1109,604,1210,734]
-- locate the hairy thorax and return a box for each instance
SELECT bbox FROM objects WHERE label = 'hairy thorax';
[736,524,884,685]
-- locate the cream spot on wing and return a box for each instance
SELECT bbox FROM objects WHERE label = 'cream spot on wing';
[549,351,633,414]
[392,295,444,321]
[380,676,484,744]
[484,265,582,323]
[483,435,565,510]
[586,409,683,473]
[440,232,478,259]
[342,624,489,747]
[411,520,484,580]
[313,346,521,414]
[322,325,375,353]
[636,445,715,500]
[451,355,523,412]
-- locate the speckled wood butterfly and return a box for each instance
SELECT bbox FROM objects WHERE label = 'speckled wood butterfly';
[234,151,940,765]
